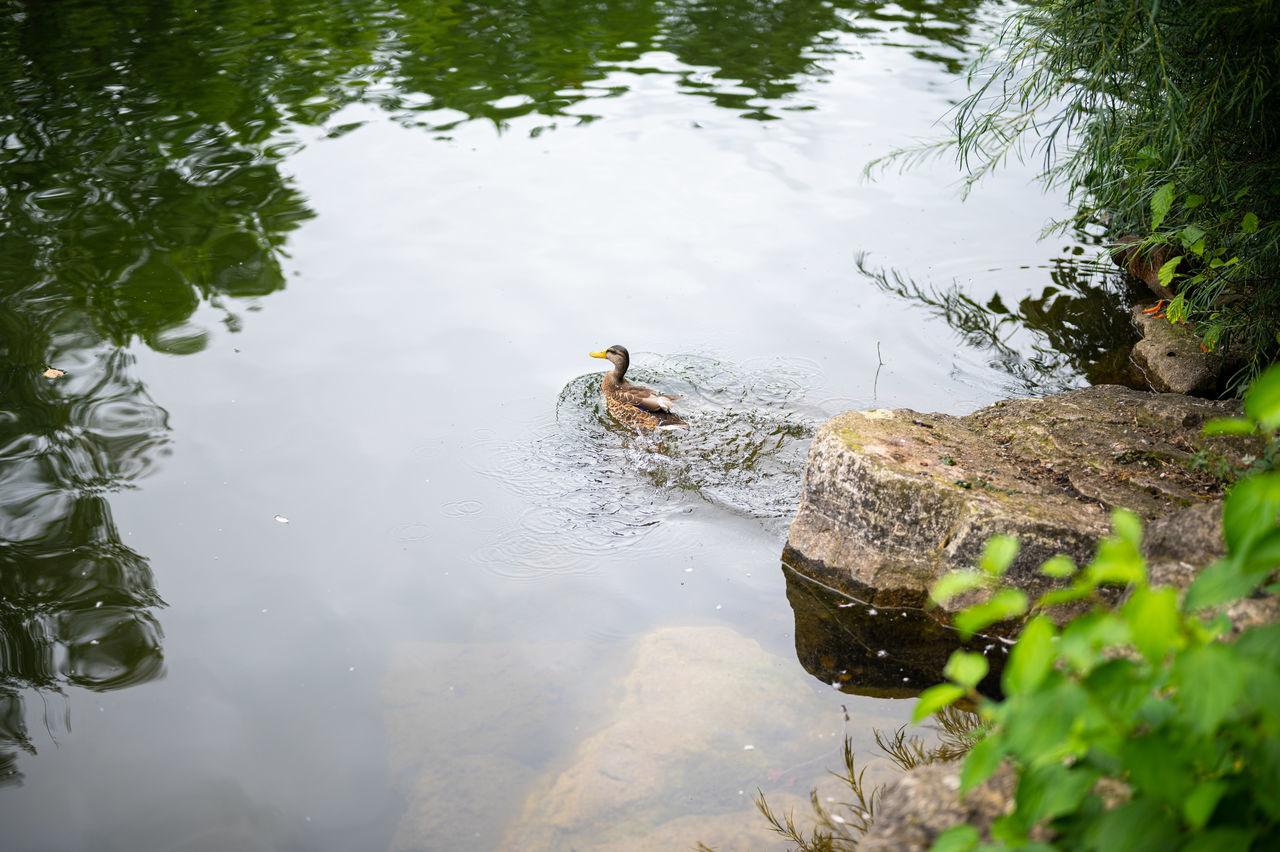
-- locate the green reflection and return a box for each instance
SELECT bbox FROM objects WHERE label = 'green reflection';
[0,0,996,790]
[856,239,1151,395]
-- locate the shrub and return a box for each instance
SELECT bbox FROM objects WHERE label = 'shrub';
[881,0,1280,387]
[919,363,1280,850]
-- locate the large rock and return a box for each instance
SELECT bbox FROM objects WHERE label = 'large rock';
[782,385,1255,624]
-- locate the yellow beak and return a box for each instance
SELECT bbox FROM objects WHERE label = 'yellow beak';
[588,350,608,359]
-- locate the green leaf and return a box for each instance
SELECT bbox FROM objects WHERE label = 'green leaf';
[1202,417,1256,435]
[931,571,988,606]
[1241,526,1280,575]
[1185,193,1205,209]
[1122,585,1182,663]
[1086,799,1178,852]
[1121,733,1193,805]
[930,824,978,852]
[979,535,1020,577]
[1185,555,1266,610]
[1181,828,1254,852]
[1182,780,1228,830]
[1157,255,1183,288]
[1244,365,1280,430]
[1036,583,1092,608]
[1059,612,1131,674]
[1016,762,1097,825]
[1111,509,1143,549]
[1242,211,1260,234]
[1002,615,1056,696]
[1038,554,1076,578]
[1165,292,1187,322]
[1002,680,1087,764]
[913,683,966,722]
[1085,535,1145,587]
[1234,621,1280,664]
[1151,182,1176,230]
[1179,225,1206,247]
[1174,643,1246,734]
[953,588,1028,639]
[944,651,990,689]
[1222,472,1280,554]
[960,735,1004,793]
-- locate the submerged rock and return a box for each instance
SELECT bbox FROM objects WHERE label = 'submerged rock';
[502,625,897,851]
[782,385,1255,627]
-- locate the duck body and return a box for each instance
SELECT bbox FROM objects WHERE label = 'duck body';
[589,345,688,432]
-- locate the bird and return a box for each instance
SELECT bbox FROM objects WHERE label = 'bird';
[588,345,689,432]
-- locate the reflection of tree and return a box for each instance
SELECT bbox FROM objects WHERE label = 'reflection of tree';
[0,0,996,785]
[0,0,320,785]
[0,321,169,786]
[856,248,1149,395]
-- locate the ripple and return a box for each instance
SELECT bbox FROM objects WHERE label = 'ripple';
[441,499,484,518]
[473,353,821,579]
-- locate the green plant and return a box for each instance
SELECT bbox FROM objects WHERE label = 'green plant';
[733,707,982,852]
[917,364,1280,850]
[873,0,1280,388]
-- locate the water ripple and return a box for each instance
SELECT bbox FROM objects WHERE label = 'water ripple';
[473,354,820,579]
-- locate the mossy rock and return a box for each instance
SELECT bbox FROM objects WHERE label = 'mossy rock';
[782,385,1258,628]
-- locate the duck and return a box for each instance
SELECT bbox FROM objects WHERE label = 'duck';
[589,345,689,431]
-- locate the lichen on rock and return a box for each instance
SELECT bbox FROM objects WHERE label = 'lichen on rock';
[782,385,1256,628]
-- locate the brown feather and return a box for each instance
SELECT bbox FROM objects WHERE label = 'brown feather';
[591,345,688,431]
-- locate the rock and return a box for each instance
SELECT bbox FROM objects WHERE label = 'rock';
[1111,235,1177,301]
[502,625,891,851]
[382,640,622,852]
[782,385,1255,627]
[1130,306,1237,396]
[858,761,1019,852]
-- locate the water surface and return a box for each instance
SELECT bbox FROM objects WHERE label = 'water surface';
[0,0,1135,848]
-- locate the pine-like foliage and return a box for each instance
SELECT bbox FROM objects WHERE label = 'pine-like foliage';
[928,0,1280,387]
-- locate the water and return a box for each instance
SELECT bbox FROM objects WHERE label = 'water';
[0,1,1138,849]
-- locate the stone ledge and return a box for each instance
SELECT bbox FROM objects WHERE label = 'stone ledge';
[782,385,1257,627]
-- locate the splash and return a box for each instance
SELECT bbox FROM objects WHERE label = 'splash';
[474,354,821,578]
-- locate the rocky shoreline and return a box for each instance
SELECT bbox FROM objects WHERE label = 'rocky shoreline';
[779,310,1274,850]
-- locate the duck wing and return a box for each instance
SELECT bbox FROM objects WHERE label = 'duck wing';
[619,383,683,413]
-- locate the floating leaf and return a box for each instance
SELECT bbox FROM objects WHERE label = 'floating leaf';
[41,367,65,379]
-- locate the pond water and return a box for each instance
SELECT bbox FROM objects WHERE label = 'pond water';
[0,1,1138,849]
